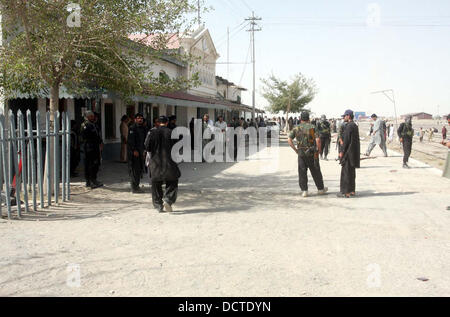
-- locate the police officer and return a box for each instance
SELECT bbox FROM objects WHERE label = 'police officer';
[317,115,331,160]
[336,118,347,159]
[288,111,328,198]
[168,115,177,130]
[145,116,181,213]
[338,110,360,198]
[127,113,148,193]
[81,111,104,189]
[398,116,414,169]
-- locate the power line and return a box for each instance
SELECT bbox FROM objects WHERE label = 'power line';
[239,0,253,12]
[239,40,252,86]
[262,22,450,28]
[223,0,247,19]
[215,22,249,49]
[214,20,247,44]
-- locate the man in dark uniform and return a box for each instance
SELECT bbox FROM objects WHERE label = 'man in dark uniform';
[317,115,331,160]
[70,120,80,177]
[288,111,328,198]
[168,115,177,130]
[338,110,360,198]
[145,116,181,213]
[397,116,414,169]
[127,113,148,193]
[81,111,104,189]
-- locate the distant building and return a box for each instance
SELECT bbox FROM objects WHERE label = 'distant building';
[401,112,433,120]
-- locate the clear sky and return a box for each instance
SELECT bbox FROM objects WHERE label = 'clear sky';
[201,0,450,118]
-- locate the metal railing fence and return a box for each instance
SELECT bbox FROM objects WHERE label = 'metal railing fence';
[0,110,71,219]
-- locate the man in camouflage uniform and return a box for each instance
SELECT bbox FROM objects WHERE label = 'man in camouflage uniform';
[317,115,331,160]
[397,116,414,169]
[336,118,347,159]
[288,112,328,198]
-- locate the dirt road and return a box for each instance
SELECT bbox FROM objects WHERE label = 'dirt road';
[1,138,449,296]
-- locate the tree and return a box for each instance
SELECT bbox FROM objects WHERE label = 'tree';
[0,0,203,197]
[0,0,203,121]
[261,73,317,132]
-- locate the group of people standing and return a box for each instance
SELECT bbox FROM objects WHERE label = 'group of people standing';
[78,107,450,212]
[119,113,180,212]
[288,110,360,199]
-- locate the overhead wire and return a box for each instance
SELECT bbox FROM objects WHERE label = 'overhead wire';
[239,39,252,86]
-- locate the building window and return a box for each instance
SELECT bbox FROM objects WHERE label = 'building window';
[159,71,170,84]
[104,103,115,140]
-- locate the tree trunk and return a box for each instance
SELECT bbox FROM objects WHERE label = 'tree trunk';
[43,82,59,200]
[49,82,59,121]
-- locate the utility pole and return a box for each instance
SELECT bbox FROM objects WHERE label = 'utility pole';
[246,11,262,121]
[197,0,201,26]
[372,89,399,132]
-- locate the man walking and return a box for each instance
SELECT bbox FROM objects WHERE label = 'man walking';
[317,115,331,160]
[146,116,181,213]
[288,111,328,198]
[398,116,414,169]
[365,114,388,157]
[338,110,360,198]
[81,111,104,189]
[127,113,148,193]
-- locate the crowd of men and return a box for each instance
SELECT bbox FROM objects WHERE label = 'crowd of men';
[286,111,450,199]
[76,107,450,211]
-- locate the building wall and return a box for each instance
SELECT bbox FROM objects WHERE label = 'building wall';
[187,107,197,122]
[148,58,183,79]
[185,31,219,99]
[208,108,215,122]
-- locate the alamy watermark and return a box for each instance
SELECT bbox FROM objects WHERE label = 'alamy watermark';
[67,3,81,28]
[367,3,381,28]
[66,263,81,288]
[170,120,280,168]
[366,263,381,288]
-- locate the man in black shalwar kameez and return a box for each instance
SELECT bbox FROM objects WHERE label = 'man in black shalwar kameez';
[145,116,181,213]
[338,110,360,198]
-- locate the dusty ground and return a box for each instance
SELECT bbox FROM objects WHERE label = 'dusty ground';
[0,135,449,297]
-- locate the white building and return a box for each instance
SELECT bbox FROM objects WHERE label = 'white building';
[2,24,263,160]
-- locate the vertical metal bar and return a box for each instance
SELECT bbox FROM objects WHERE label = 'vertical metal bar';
[0,116,3,218]
[9,110,21,218]
[66,114,71,200]
[54,111,60,204]
[36,111,44,209]
[18,111,29,213]
[27,111,37,212]
[0,115,11,219]
[27,136,31,192]
[61,112,66,202]
[46,112,51,207]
